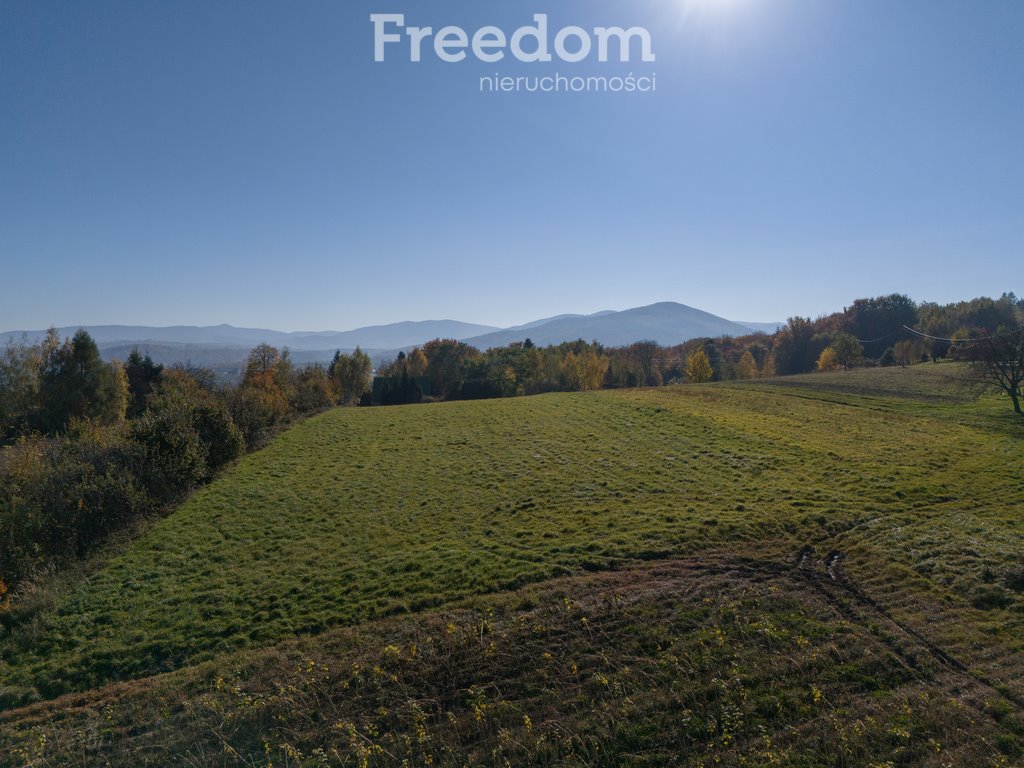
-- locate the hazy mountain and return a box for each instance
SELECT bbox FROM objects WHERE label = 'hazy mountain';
[0,325,275,348]
[302,320,499,350]
[736,321,785,334]
[462,302,762,349]
[504,310,616,331]
[97,343,398,379]
[0,320,499,352]
[2,305,780,377]
[96,343,251,379]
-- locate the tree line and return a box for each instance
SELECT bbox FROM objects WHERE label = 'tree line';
[0,333,371,596]
[373,293,1023,407]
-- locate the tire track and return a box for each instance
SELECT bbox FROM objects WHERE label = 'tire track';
[720,549,1024,711]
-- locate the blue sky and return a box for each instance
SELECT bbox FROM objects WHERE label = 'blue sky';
[1,0,1021,331]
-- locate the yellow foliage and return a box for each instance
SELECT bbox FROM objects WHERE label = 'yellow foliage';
[737,350,759,380]
[406,348,429,377]
[685,349,714,383]
[561,348,608,391]
[817,347,840,372]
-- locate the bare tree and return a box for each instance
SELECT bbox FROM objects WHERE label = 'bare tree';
[958,329,1024,415]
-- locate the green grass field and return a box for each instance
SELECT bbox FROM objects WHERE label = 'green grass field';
[2,364,1023,766]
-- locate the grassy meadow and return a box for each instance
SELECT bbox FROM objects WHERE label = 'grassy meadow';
[2,363,1023,766]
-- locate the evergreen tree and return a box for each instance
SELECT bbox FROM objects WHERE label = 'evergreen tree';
[125,349,164,417]
[40,330,126,432]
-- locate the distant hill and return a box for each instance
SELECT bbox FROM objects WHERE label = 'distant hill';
[736,321,785,334]
[1,305,780,374]
[97,343,250,376]
[96,343,399,378]
[462,302,763,349]
[502,311,616,332]
[0,320,499,353]
[286,320,501,350]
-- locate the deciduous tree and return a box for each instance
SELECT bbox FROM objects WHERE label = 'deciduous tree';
[893,340,915,368]
[0,335,45,438]
[772,317,827,375]
[737,350,759,380]
[830,333,864,370]
[844,294,918,359]
[234,344,291,442]
[293,365,336,413]
[685,349,714,383]
[422,339,479,398]
[817,347,840,372]
[958,329,1024,415]
[329,347,373,405]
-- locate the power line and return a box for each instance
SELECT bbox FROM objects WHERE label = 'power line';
[902,325,1024,343]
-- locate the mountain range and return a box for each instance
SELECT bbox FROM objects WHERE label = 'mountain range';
[1,303,783,375]
[0,320,500,352]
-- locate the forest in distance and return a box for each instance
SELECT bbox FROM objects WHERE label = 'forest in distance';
[0,291,1022,606]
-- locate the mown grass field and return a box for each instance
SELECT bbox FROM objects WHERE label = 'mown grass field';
[2,364,1023,766]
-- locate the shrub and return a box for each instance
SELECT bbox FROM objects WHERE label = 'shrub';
[192,403,245,475]
[0,426,149,586]
[230,383,290,446]
[131,406,208,500]
[292,366,336,414]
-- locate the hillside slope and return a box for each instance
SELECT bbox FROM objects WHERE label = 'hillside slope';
[4,556,1019,767]
[1,366,1022,764]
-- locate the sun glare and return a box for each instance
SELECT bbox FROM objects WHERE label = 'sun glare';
[680,0,752,14]
[661,0,758,42]
[672,0,756,19]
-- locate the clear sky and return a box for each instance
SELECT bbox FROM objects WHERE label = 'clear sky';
[1,0,1021,331]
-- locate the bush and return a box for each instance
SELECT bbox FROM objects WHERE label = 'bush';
[230,384,290,446]
[192,403,245,475]
[131,407,208,500]
[0,425,149,586]
[292,366,336,414]
[0,393,242,592]
[55,422,148,555]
